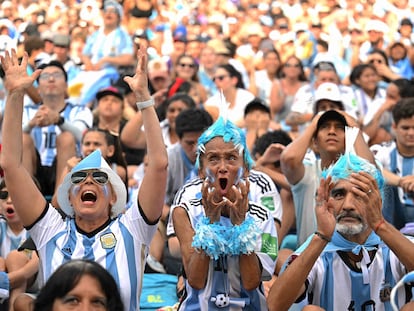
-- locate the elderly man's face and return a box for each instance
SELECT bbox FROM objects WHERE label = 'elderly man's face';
[330,179,368,236]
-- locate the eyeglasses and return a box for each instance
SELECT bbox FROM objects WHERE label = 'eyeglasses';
[212,75,229,82]
[0,191,9,200]
[285,63,301,68]
[178,63,196,69]
[369,59,383,64]
[70,171,109,185]
[39,72,65,81]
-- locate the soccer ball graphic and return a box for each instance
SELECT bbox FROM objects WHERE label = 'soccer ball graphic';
[211,294,230,307]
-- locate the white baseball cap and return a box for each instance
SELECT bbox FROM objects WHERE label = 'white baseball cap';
[314,82,342,103]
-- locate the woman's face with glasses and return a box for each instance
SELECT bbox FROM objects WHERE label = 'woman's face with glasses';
[176,56,197,80]
[212,68,233,90]
[69,169,115,222]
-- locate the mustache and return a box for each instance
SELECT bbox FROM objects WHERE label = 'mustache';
[336,211,363,222]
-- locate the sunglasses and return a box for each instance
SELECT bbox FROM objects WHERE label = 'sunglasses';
[178,63,195,69]
[212,75,229,82]
[0,191,8,200]
[70,171,109,185]
[285,63,301,68]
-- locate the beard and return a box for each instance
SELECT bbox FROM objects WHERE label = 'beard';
[335,212,368,236]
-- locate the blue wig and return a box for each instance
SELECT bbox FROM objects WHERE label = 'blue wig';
[322,152,384,193]
[196,116,255,170]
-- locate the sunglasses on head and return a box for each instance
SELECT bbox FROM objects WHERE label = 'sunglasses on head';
[0,190,8,200]
[70,171,109,185]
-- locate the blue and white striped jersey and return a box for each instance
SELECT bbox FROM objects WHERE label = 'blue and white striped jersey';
[0,218,30,257]
[371,141,414,206]
[82,27,133,70]
[167,169,282,237]
[174,199,277,310]
[22,102,93,167]
[29,203,157,311]
[295,244,410,310]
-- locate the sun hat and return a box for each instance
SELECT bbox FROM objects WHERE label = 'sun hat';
[57,149,127,218]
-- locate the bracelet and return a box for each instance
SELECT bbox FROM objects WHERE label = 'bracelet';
[55,116,64,126]
[22,123,32,133]
[136,98,154,111]
[314,231,331,243]
[374,219,385,233]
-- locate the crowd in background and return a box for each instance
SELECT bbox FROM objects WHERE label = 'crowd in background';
[0,0,413,310]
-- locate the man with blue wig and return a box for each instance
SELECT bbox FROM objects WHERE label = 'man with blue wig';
[172,116,278,310]
[268,151,414,310]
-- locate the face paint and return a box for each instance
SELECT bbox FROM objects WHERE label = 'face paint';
[102,184,110,198]
[71,185,80,197]
[233,167,244,185]
[205,168,216,183]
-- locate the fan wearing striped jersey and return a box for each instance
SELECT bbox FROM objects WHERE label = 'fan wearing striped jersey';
[268,153,414,311]
[171,113,278,310]
[0,45,167,311]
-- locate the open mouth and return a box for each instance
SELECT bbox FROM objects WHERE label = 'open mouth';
[219,178,228,190]
[81,191,97,203]
[6,208,14,215]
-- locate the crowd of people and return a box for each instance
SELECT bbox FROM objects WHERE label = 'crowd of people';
[0,0,412,310]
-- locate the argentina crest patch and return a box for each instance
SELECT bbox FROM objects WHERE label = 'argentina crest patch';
[100,233,117,249]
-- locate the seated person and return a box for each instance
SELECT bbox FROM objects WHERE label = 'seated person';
[268,151,414,310]
[0,179,40,311]
[171,115,277,310]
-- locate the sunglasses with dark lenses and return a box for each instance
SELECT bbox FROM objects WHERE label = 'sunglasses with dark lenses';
[0,191,8,200]
[178,63,195,69]
[284,63,301,68]
[212,75,229,82]
[70,171,109,185]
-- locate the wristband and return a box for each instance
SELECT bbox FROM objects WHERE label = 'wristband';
[55,116,64,126]
[22,123,32,133]
[374,218,385,233]
[314,231,331,243]
[136,98,154,111]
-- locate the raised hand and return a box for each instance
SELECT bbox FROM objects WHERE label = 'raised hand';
[124,43,151,102]
[260,143,286,165]
[227,179,250,225]
[314,176,335,238]
[201,178,226,223]
[0,50,41,93]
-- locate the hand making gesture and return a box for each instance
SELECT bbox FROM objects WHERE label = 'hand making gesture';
[1,50,40,94]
